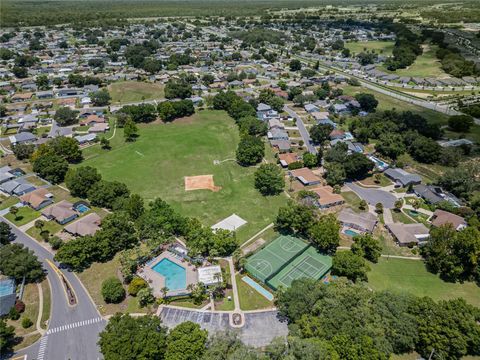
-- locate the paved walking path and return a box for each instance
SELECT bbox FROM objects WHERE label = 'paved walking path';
[227,257,240,312]
[241,223,274,249]
[383,208,393,224]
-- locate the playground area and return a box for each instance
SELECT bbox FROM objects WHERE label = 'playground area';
[245,235,332,290]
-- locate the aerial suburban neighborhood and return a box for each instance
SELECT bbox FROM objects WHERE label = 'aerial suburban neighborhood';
[0,1,480,359]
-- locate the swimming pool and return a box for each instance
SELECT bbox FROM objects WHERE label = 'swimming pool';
[75,204,90,214]
[344,229,360,237]
[151,258,186,291]
[242,276,274,301]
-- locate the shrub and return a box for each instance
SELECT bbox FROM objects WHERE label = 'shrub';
[21,317,33,328]
[9,307,20,320]
[49,236,63,250]
[101,277,126,304]
[14,300,25,313]
[128,277,148,296]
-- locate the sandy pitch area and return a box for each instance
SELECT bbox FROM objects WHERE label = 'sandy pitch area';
[184,175,221,192]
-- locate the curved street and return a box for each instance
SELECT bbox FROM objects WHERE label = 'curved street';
[1,217,105,360]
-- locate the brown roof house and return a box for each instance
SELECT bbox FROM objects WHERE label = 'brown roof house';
[64,213,101,237]
[278,153,300,168]
[20,188,54,210]
[41,200,78,225]
[386,223,430,247]
[290,167,322,186]
[338,208,377,233]
[430,210,467,231]
[311,186,344,209]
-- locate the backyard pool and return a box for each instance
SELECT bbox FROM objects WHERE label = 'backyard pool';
[151,258,186,291]
[75,204,90,214]
[344,229,360,237]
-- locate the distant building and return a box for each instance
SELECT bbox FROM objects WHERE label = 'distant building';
[0,277,16,316]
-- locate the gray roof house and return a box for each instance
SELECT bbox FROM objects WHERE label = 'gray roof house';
[386,223,430,247]
[8,132,37,145]
[413,185,462,207]
[384,168,422,187]
[0,166,15,184]
[268,128,289,141]
[0,178,36,196]
[338,208,377,233]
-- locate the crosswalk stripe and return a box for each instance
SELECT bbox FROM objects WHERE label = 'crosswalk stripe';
[46,317,104,335]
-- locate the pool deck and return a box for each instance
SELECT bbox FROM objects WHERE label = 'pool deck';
[138,252,198,297]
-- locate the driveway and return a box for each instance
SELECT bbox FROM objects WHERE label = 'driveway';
[346,183,397,209]
[283,105,317,155]
[159,307,288,347]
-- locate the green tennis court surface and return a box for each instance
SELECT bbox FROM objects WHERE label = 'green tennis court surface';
[245,235,308,282]
[267,246,332,290]
[245,235,332,290]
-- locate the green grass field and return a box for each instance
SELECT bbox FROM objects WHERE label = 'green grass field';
[236,274,273,310]
[81,110,288,242]
[368,258,480,307]
[345,40,394,56]
[108,81,165,104]
[4,206,40,226]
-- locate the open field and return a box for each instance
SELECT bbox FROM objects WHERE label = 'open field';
[379,45,447,78]
[81,110,288,242]
[368,258,480,307]
[4,207,40,226]
[236,274,273,311]
[108,81,164,104]
[345,40,394,56]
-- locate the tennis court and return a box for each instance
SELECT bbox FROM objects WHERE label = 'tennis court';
[245,235,308,282]
[267,246,332,290]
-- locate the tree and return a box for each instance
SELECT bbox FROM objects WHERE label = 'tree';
[359,199,368,210]
[0,222,15,245]
[254,164,285,196]
[394,199,403,212]
[35,74,50,90]
[289,59,302,71]
[274,201,316,236]
[376,133,406,160]
[157,101,177,122]
[355,93,379,112]
[65,166,102,198]
[0,244,45,283]
[236,135,264,166]
[32,153,69,184]
[438,161,480,199]
[101,277,126,303]
[164,79,192,99]
[308,214,340,254]
[324,162,346,186]
[302,152,318,168]
[88,180,130,209]
[54,107,79,126]
[351,234,381,263]
[409,136,441,164]
[12,143,35,160]
[49,136,83,163]
[91,89,111,106]
[238,116,268,136]
[331,251,369,282]
[9,206,18,220]
[343,153,374,179]
[448,115,474,132]
[0,319,15,355]
[309,124,333,144]
[375,202,384,214]
[128,277,148,296]
[165,321,208,360]
[98,314,168,360]
[119,104,157,123]
[100,137,111,150]
[124,118,138,141]
[137,287,155,307]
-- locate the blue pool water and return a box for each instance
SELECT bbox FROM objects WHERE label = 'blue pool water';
[152,258,186,291]
[242,276,274,301]
[344,229,359,237]
[75,204,90,213]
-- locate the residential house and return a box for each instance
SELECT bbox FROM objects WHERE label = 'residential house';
[8,132,37,145]
[75,133,97,144]
[386,223,430,247]
[290,167,322,186]
[89,123,109,133]
[338,208,377,233]
[430,210,467,231]
[268,128,289,141]
[278,153,300,168]
[64,213,101,236]
[311,186,345,209]
[270,139,291,153]
[79,114,106,126]
[384,168,422,187]
[41,200,78,224]
[413,185,463,207]
[0,179,36,196]
[20,188,54,210]
[304,104,320,113]
[0,166,15,184]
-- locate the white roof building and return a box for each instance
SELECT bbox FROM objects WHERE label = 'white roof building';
[197,265,222,286]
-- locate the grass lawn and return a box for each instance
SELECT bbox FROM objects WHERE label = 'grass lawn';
[80,110,288,243]
[108,81,165,104]
[358,174,392,187]
[341,85,450,126]
[341,191,366,213]
[77,255,146,316]
[378,45,446,78]
[4,206,40,226]
[391,209,416,224]
[368,258,480,307]
[40,280,51,330]
[24,175,49,187]
[26,220,63,241]
[236,274,273,311]
[0,196,19,210]
[169,299,205,309]
[7,283,40,337]
[345,40,394,56]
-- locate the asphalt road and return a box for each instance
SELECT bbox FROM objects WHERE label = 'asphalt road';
[283,105,317,154]
[1,217,105,360]
[346,183,397,209]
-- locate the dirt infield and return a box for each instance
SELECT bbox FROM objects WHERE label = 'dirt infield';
[184,175,222,192]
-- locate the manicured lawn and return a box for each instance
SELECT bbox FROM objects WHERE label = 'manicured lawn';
[345,40,394,56]
[26,220,63,241]
[77,255,146,316]
[81,110,288,243]
[0,195,20,210]
[236,274,273,311]
[368,258,480,307]
[4,206,41,226]
[40,279,51,330]
[341,85,450,126]
[169,299,205,309]
[108,81,165,104]
[7,283,40,337]
[391,209,416,224]
[358,174,392,187]
[24,175,49,187]
[341,191,366,213]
